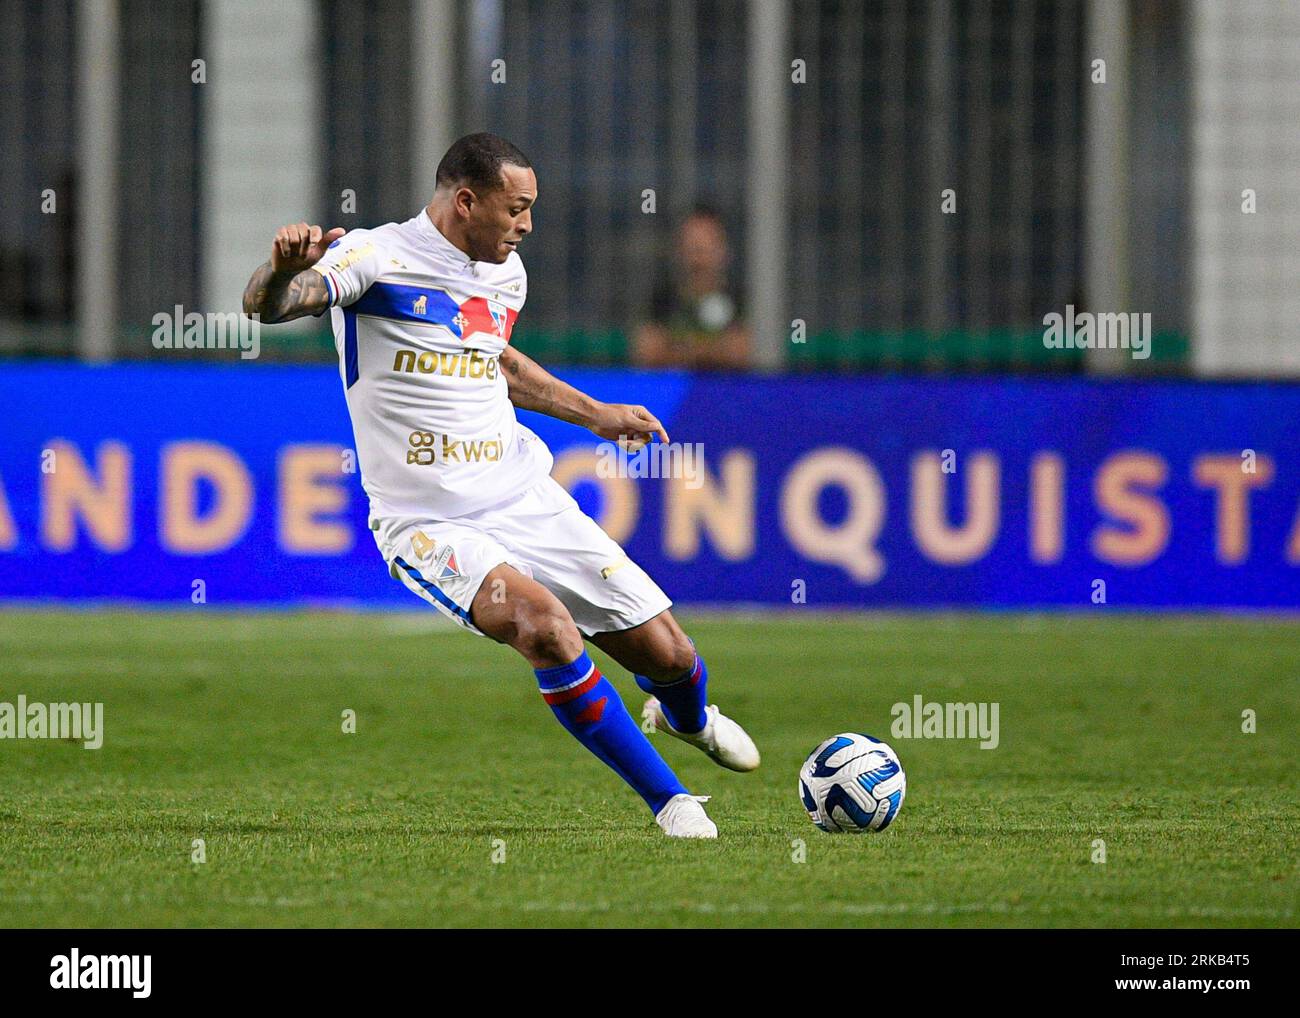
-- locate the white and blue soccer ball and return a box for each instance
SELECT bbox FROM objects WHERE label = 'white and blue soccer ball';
[799,733,906,833]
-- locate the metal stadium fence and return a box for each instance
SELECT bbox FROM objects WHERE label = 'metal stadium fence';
[3,1,1296,375]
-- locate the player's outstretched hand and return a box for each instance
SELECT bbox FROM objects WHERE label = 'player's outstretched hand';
[270,223,346,275]
[591,403,670,450]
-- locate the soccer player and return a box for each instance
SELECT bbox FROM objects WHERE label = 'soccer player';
[242,133,759,838]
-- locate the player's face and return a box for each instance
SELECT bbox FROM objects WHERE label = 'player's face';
[469,164,537,263]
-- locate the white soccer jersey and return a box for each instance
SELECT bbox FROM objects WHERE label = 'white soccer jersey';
[312,209,551,519]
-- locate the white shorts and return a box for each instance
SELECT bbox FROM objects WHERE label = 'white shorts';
[372,476,672,637]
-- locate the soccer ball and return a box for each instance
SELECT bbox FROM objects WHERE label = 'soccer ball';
[799,733,906,833]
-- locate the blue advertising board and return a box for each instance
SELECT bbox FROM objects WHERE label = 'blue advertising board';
[1,363,1297,607]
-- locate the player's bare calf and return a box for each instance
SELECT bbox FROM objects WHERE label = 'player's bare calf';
[468,563,715,834]
[593,610,760,773]
[470,563,584,668]
[589,609,694,680]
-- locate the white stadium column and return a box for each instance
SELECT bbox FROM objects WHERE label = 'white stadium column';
[746,0,791,372]
[202,0,320,329]
[1190,0,1300,376]
[411,0,458,209]
[1082,0,1132,375]
[75,0,120,362]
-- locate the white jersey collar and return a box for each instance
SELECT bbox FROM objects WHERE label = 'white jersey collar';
[416,207,477,271]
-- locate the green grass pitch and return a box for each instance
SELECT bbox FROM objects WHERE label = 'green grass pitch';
[0,610,1295,928]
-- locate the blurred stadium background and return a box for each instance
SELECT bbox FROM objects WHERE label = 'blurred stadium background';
[5,0,1297,372]
[2,0,1299,608]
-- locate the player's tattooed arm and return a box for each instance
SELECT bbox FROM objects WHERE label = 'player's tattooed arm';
[242,263,330,323]
[242,222,345,323]
[499,345,590,421]
[500,346,670,448]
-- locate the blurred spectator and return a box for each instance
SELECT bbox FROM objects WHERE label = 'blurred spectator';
[633,207,751,370]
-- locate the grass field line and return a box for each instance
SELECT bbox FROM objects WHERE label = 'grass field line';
[0,618,460,645]
[511,900,1297,920]
[4,606,1300,624]
[2,658,433,677]
[2,892,1290,923]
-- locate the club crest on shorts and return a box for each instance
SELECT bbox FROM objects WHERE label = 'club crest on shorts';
[431,543,461,581]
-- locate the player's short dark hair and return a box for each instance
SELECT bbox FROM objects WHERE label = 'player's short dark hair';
[436,133,532,194]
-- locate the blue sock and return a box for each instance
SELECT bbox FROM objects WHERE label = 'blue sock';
[635,652,708,735]
[535,651,689,815]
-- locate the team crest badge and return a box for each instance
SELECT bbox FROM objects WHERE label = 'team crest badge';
[431,543,461,581]
[487,299,508,337]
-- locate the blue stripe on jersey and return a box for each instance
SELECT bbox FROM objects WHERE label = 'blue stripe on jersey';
[352,282,464,336]
[393,555,472,624]
[343,308,359,388]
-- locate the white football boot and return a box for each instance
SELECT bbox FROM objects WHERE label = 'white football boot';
[655,794,718,839]
[642,699,761,772]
